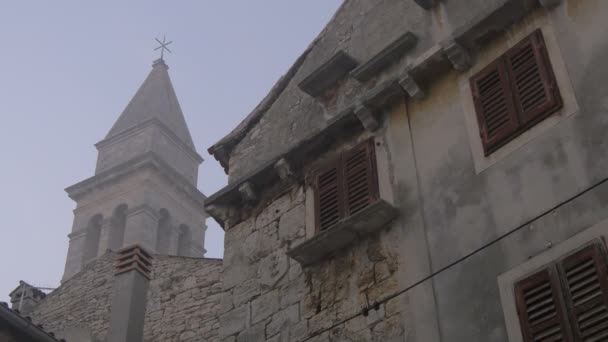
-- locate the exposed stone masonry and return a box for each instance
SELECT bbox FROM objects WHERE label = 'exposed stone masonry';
[144,255,222,342]
[31,253,115,341]
[29,252,222,342]
[219,185,404,341]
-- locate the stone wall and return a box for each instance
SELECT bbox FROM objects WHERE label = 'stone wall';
[144,255,223,342]
[30,252,222,342]
[219,185,408,341]
[31,252,115,341]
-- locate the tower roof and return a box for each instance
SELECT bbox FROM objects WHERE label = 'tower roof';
[106,59,195,148]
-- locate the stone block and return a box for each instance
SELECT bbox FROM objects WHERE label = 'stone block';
[256,194,294,229]
[442,40,472,71]
[219,305,248,338]
[237,323,265,342]
[267,303,300,337]
[233,279,260,307]
[278,204,306,244]
[251,290,280,324]
[259,250,289,289]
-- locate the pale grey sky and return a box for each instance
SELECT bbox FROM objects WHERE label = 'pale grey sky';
[0,1,342,302]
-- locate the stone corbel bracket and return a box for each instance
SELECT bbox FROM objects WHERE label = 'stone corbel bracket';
[354,104,379,132]
[399,72,425,100]
[274,158,294,181]
[442,40,473,71]
[238,182,257,202]
[206,203,238,228]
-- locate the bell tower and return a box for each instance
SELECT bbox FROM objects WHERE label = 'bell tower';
[62,58,207,281]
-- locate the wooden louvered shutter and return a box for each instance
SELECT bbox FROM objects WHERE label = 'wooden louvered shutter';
[505,30,562,127]
[471,58,519,155]
[515,268,571,342]
[314,161,344,232]
[561,243,608,341]
[343,140,379,217]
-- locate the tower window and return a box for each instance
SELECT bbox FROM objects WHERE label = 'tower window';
[177,224,192,257]
[82,214,103,263]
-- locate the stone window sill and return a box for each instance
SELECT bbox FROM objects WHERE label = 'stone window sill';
[287,199,398,266]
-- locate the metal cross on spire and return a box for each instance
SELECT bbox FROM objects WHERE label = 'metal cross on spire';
[154,36,173,60]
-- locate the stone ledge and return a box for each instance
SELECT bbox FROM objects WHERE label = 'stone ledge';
[287,199,398,266]
[66,152,206,207]
[204,106,364,228]
[351,32,418,82]
[298,50,359,97]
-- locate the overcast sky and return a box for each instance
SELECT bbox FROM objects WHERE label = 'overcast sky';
[0,1,341,302]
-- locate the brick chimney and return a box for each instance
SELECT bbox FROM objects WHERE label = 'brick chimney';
[107,245,152,342]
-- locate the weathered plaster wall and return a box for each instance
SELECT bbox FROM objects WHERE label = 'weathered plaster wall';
[410,2,608,340]
[218,0,608,341]
[144,255,222,342]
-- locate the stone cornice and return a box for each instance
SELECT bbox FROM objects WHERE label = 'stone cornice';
[66,152,206,208]
[96,117,203,164]
[206,0,543,175]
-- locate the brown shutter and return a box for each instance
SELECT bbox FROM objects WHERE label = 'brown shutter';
[343,140,379,217]
[470,58,519,155]
[560,243,608,341]
[515,268,571,342]
[314,161,344,232]
[505,29,562,127]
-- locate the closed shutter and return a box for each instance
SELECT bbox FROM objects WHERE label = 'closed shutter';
[343,141,379,217]
[561,244,608,341]
[314,162,344,231]
[515,268,571,342]
[470,58,519,154]
[505,29,562,127]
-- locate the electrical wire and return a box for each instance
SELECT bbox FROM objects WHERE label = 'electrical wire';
[298,175,608,341]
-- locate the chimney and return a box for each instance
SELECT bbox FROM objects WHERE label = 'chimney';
[9,281,46,315]
[107,245,152,342]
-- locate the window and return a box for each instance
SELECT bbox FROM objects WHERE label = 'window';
[470,29,562,155]
[288,138,396,265]
[515,242,608,341]
[313,139,379,232]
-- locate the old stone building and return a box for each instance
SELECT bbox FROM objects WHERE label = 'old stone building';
[205,0,608,341]
[7,0,608,341]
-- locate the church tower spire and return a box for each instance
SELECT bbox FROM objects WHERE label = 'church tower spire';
[62,59,207,282]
